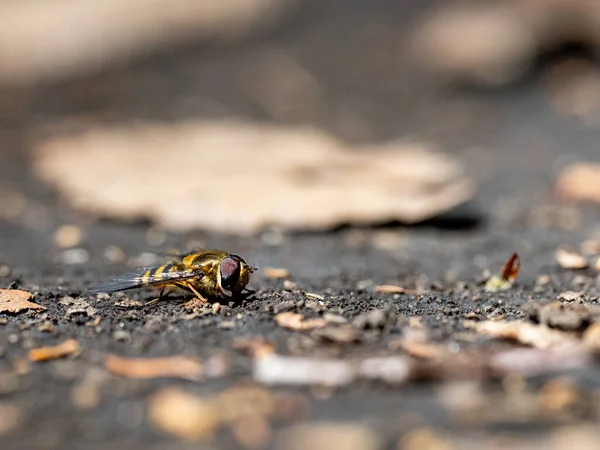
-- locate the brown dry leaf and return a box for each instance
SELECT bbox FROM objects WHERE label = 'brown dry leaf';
[32,120,475,234]
[500,252,520,282]
[148,387,221,441]
[472,320,581,349]
[264,267,290,279]
[555,247,589,270]
[485,252,520,292]
[29,339,80,362]
[374,285,406,294]
[275,312,327,331]
[0,289,45,314]
[104,354,203,380]
[556,162,600,206]
[0,0,300,86]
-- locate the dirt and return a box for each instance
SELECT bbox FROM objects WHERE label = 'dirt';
[2,1,600,449]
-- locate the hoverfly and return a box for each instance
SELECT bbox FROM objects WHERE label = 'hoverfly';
[89,249,258,305]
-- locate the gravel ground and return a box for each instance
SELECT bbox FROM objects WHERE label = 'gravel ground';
[3,1,600,449]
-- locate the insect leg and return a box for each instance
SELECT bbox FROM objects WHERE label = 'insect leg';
[144,285,167,308]
[238,288,255,300]
[183,282,208,303]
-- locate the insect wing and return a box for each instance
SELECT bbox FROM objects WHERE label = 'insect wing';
[89,265,200,293]
[159,248,207,261]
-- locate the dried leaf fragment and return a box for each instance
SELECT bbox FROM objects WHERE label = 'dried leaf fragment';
[32,120,475,234]
[104,354,203,380]
[485,252,520,292]
[555,247,588,270]
[472,320,580,349]
[264,267,290,279]
[555,162,600,205]
[29,339,80,361]
[149,387,221,441]
[53,225,82,248]
[253,354,412,387]
[500,252,520,282]
[0,289,45,313]
[275,312,327,331]
[490,347,589,376]
[254,355,356,387]
[374,285,406,294]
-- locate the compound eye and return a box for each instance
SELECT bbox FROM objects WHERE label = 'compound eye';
[220,256,241,290]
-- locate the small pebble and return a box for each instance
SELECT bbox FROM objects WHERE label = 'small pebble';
[59,248,89,265]
[283,280,297,291]
[323,313,347,324]
[555,247,588,269]
[53,225,83,248]
[264,267,290,279]
[104,246,125,264]
[113,330,131,342]
[146,227,166,246]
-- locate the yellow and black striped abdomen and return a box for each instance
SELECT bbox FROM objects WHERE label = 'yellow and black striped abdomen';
[90,262,197,293]
[140,263,181,285]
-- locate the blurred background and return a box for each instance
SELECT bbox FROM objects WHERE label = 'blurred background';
[1,0,600,239]
[3,2,600,448]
